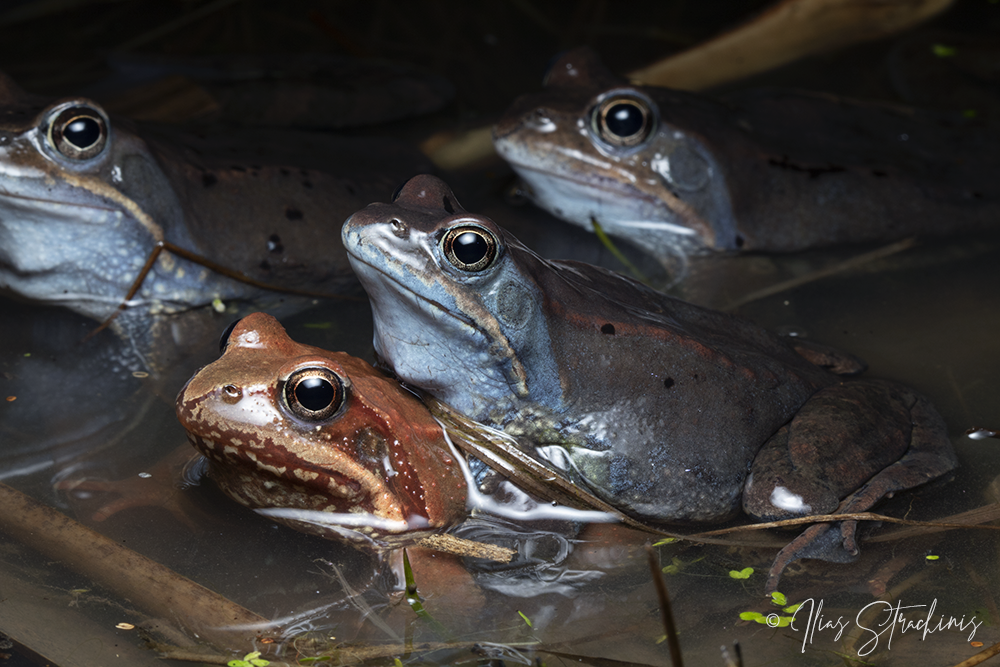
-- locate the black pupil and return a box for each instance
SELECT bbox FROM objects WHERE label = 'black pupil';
[605,103,644,138]
[63,116,101,149]
[453,231,488,265]
[295,376,336,412]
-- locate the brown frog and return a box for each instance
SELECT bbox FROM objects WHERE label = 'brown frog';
[174,312,468,546]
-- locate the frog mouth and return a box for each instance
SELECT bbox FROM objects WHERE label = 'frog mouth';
[501,161,703,238]
[0,188,122,216]
[257,507,429,544]
[188,431,428,542]
[502,157,648,198]
[345,250,480,333]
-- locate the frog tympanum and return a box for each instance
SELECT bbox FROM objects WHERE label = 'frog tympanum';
[175,312,467,546]
[343,174,957,589]
[493,48,998,265]
[0,71,423,328]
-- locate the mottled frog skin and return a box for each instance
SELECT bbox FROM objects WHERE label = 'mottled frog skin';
[343,174,957,585]
[493,48,998,264]
[175,312,467,544]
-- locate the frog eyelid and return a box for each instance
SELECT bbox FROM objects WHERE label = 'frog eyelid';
[438,222,501,273]
[44,101,110,161]
[589,90,656,150]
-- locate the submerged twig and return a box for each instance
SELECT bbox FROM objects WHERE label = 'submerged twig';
[90,240,359,337]
[150,644,291,666]
[646,546,684,667]
[0,482,269,648]
[415,533,515,562]
[319,559,401,643]
[720,642,743,667]
[723,238,916,311]
[539,650,663,667]
[866,503,1000,543]
[949,640,1000,667]
[403,549,452,639]
[689,510,1000,540]
[592,218,651,284]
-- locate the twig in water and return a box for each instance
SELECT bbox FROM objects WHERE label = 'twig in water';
[723,238,915,311]
[646,545,683,667]
[948,641,1000,667]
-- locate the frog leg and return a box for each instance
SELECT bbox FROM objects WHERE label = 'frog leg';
[788,338,867,376]
[55,445,210,529]
[831,387,956,554]
[742,379,956,593]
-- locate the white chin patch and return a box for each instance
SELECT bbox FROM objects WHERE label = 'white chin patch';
[769,486,812,514]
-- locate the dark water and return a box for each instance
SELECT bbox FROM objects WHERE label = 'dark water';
[1,2,999,665]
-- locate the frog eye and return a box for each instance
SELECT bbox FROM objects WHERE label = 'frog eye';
[48,105,108,160]
[219,318,242,354]
[592,95,653,148]
[441,225,499,272]
[282,367,346,421]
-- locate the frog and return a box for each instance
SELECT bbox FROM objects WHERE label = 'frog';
[174,312,468,546]
[0,70,428,334]
[342,174,958,590]
[169,312,654,600]
[492,48,999,267]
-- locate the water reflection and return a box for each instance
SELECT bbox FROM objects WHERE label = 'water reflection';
[3,226,998,665]
[1,37,999,665]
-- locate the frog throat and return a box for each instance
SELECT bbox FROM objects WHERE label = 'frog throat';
[350,252,531,400]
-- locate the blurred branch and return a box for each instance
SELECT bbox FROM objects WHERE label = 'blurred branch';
[629,0,956,90]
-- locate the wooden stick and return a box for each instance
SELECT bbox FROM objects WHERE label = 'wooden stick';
[0,481,271,649]
[647,546,684,667]
[90,239,359,337]
[628,0,955,91]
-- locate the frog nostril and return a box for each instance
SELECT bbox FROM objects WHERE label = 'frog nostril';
[390,219,408,239]
[222,384,242,403]
[526,108,556,132]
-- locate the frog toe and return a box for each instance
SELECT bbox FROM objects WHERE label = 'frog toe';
[840,518,860,555]
[765,522,859,594]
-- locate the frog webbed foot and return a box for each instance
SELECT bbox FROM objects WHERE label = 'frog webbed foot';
[749,379,957,593]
